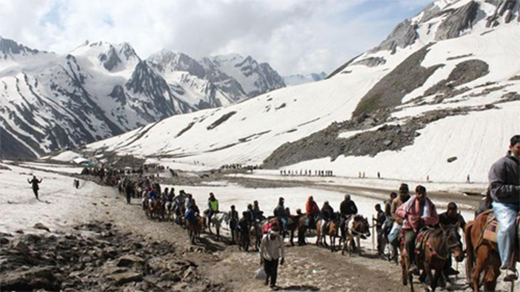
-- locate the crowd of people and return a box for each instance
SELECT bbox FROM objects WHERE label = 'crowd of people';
[279,169,334,176]
[65,134,518,290]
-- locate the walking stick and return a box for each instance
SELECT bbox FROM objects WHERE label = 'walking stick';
[372,216,375,251]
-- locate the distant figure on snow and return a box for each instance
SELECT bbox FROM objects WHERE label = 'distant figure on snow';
[466,174,471,184]
[28,175,43,200]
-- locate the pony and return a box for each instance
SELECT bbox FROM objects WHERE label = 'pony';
[205,212,228,240]
[316,217,340,252]
[261,214,300,246]
[297,214,319,246]
[401,224,464,292]
[186,216,203,244]
[465,213,502,292]
[342,215,371,256]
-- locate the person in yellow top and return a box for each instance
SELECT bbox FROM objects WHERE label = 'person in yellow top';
[207,192,219,224]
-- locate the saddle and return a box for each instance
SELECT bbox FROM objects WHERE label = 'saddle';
[480,210,520,244]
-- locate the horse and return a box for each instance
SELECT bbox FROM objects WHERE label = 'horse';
[186,216,203,244]
[164,200,175,221]
[342,215,371,256]
[316,217,340,252]
[297,214,319,246]
[261,215,300,246]
[465,213,502,292]
[400,225,464,292]
[174,203,186,226]
[149,197,164,220]
[205,212,228,240]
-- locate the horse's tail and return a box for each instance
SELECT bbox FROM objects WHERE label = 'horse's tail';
[464,221,475,283]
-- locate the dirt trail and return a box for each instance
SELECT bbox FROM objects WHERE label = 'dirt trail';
[88,187,414,292]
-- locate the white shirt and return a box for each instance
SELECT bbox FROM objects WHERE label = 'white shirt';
[259,233,285,261]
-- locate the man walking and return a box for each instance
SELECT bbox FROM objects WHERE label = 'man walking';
[260,228,285,290]
[28,175,43,200]
[489,135,520,281]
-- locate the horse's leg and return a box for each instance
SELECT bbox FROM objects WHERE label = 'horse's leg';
[330,235,334,252]
[431,266,443,292]
[356,235,362,255]
[290,230,294,246]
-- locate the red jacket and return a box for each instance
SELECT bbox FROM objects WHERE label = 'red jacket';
[306,197,320,216]
[397,196,438,232]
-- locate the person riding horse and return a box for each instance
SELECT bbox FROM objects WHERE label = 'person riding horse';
[397,185,439,275]
[305,196,320,229]
[320,201,334,235]
[488,134,520,281]
[207,192,219,225]
[438,202,466,277]
[273,197,289,235]
[340,194,358,241]
[389,183,411,263]
[253,200,265,221]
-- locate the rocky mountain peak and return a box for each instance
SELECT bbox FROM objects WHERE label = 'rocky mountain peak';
[0,37,41,60]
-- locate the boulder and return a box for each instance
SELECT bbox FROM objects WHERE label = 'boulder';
[34,222,50,232]
[0,266,60,291]
[116,254,145,267]
[106,272,143,285]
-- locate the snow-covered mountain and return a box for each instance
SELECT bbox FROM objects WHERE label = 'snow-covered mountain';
[283,72,327,86]
[0,38,285,158]
[84,0,520,183]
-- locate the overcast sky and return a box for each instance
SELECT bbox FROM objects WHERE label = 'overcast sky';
[0,0,432,75]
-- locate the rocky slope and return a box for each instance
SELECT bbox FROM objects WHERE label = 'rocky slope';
[0,38,285,158]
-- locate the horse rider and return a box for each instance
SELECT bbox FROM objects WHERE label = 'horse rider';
[229,205,239,243]
[207,192,219,224]
[185,199,200,225]
[253,200,265,221]
[397,185,439,275]
[340,194,358,241]
[185,193,194,211]
[305,196,320,228]
[274,197,289,234]
[245,203,256,222]
[388,183,411,262]
[438,202,466,276]
[385,192,398,217]
[28,175,43,200]
[320,201,334,235]
[374,203,386,258]
[167,188,175,202]
[488,134,520,281]
[383,192,398,244]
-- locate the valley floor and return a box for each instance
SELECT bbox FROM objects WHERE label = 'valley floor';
[0,162,515,291]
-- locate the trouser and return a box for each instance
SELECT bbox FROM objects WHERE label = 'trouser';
[264,258,279,287]
[404,230,417,265]
[208,210,214,223]
[279,217,287,232]
[126,192,131,204]
[33,188,39,200]
[492,201,519,269]
[377,227,385,255]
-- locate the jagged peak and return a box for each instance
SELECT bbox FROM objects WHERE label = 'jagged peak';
[0,36,42,58]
